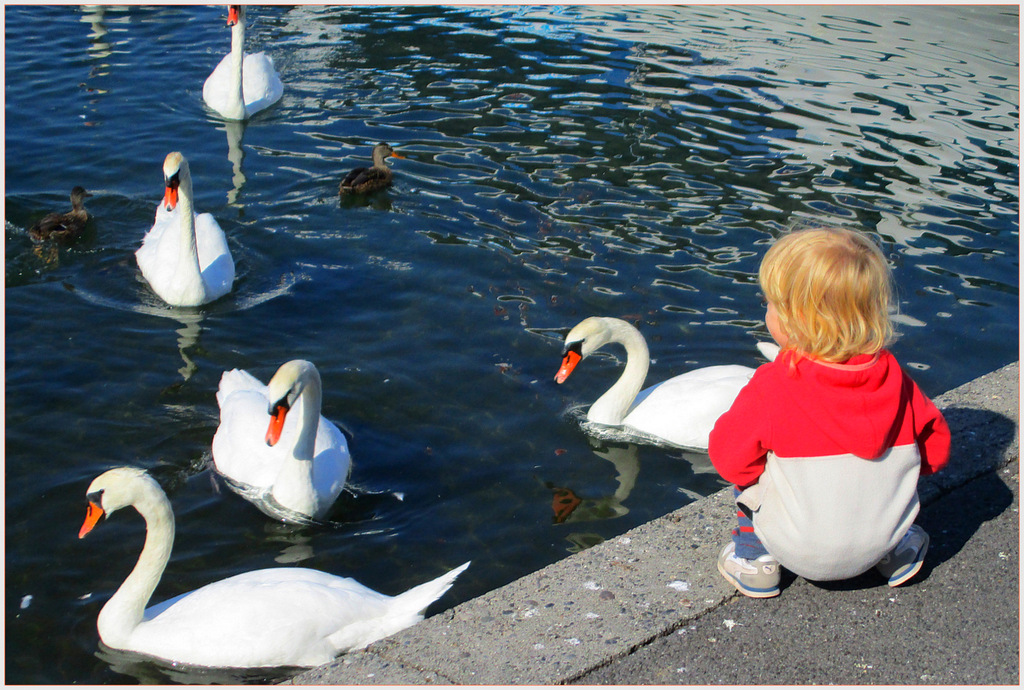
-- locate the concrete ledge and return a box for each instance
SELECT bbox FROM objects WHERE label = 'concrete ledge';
[287,361,1019,685]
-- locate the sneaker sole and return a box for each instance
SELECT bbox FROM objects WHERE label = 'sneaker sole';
[888,532,930,587]
[717,560,780,598]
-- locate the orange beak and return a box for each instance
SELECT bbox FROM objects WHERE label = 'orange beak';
[163,183,178,212]
[554,349,582,384]
[266,404,288,446]
[227,6,239,26]
[79,501,104,539]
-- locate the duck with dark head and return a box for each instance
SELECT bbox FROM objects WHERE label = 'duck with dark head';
[339,142,406,195]
[29,186,91,243]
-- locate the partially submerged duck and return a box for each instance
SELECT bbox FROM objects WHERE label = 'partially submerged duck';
[339,143,405,195]
[29,186,91,243]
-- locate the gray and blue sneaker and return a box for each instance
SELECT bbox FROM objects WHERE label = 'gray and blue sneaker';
[876,524,930,587]
[717,541,781,598]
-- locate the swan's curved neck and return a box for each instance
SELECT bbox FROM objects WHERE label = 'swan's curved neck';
[224,15,247,119]
[271,368,323,516]
[96,488,175,648]
[588,321,650,426]
[174,167,204,289]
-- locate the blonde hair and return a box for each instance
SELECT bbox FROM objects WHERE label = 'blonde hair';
[759,227,895,362]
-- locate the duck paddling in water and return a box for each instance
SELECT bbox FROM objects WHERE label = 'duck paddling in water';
[29,186,91,243]
[339,143,405,195]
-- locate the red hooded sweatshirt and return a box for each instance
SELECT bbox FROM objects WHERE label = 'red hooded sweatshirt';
[708,349,951,580]
[710,349,950,488]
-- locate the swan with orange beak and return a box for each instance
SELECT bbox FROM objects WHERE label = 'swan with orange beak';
[136,152,235,307]
[212,360,351,522]
[555,316,762,450]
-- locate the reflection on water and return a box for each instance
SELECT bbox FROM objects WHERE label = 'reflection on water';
[222,120,247,207]
[263,521,316,565]
[173,311,203,381]
[544,437,727,553]
[95,644,302,686]
[4,4,1017,685]
[548,440,640,553]
[547,440,639,524]
[80,5,111,62]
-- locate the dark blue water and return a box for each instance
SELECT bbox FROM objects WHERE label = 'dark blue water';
[5,5,1018,684]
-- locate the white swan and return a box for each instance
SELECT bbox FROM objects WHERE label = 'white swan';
[135,152,235,307]
[212,360,351,523]
[202,5,283,120]
[555,316,765,450]
[78,467,470,669]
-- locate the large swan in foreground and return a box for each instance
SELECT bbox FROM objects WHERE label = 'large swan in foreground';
[212,360,351,523]
[135,152,235,307]
[203,5,284,120]
[78,467,470,669]
[555,317,775,450]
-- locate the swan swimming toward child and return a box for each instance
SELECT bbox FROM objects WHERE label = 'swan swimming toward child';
[555,316,775,450]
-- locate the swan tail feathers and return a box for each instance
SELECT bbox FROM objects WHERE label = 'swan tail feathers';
[322,562,471,654]
[216,368,266,406]
[756,342,780,362]
[391,561,471,616]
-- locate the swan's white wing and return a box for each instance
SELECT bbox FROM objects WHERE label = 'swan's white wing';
[625,365,755,450]
[134,568,393,668]
[312,418,351,504]
[757,342,781,361]
[212,374,283,488]
[134,204,172,273]
[202,52,237,118]
[215,367,267,407]
[241,52,283,116]
[195,212,235,302]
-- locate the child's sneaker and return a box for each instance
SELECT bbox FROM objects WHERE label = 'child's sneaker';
[875,524,930,587]
[717,541,781,598]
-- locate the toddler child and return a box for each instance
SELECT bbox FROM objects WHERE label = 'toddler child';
[709,227,950,598]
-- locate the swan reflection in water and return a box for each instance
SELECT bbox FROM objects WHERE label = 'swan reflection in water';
[222,119,247,206]
[549,441,639,524]
[80,5,112,63]
[254,490,408,566]
[262,520,316,565]
[546,438,726,553]
[95,643,301,685]
[545,440,638,553]
[170,310,203,381]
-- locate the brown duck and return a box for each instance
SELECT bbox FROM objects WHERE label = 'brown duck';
[339,143,405,195]
[29,186,92,243]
